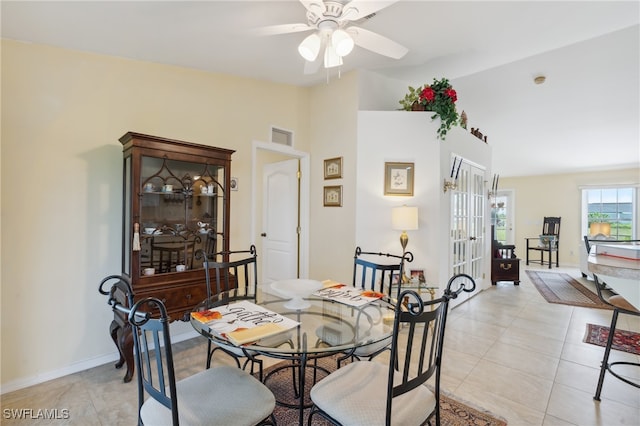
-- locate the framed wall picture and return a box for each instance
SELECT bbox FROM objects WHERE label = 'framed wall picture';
[323,185,342,207]
[324,157,343,179]
[384,162,414,196]
[410,269,426,284]
[230,177,239,191]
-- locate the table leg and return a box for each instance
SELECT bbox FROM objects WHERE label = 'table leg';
[298,353,307,426]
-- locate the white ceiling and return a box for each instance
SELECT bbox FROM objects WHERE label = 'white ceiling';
[2,1,639,177]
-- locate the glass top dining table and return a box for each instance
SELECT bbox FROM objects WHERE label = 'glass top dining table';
[190,279,396,425]
[190,280,396,357]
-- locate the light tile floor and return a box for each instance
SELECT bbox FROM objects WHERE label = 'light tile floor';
[1,265,638,425]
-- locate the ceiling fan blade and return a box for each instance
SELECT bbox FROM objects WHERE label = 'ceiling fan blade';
[349,26,408,59]
[251,23,314,36]
[299,0,326,15]
[341,0,399,21]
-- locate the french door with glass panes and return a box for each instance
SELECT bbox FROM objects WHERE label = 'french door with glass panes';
[451,160,486,288]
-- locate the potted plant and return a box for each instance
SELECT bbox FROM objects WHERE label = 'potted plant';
[399,78,460,140]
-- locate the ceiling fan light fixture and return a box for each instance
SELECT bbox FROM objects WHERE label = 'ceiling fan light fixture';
[324,44,343,68]
[332,29,354,57]
[298,33,321,61]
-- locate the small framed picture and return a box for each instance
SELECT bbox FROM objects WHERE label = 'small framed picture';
[391,272,401,285]
[384,162,414,196]
[230,177,239,191]
[324,157,343,180]
[323,185,342,207]
[410,269,426,283]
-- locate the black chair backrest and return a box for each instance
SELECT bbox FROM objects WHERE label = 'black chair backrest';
[99,276,155,423]
[352,246,413,300]
[128,297,178,425]
[196,245,258,303]
[542,217,561,245]
[386,273,476,425]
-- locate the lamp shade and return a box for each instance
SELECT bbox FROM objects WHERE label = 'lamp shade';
[392,206,419,231]
[332,29,354,57]
[298,33,321,61]
[589,222,611,237]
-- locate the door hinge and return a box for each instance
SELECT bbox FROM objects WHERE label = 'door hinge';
[296,226,301,234]
[297,170,301,179]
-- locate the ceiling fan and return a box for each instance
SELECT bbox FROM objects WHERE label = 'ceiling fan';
[255,0,408,73]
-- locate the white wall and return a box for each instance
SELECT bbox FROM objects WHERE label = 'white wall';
[355,111,493,300]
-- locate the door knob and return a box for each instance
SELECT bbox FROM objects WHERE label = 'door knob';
[470,236,477,241]
[261,232,267,237]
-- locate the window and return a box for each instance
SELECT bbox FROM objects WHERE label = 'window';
[581,186,637,240]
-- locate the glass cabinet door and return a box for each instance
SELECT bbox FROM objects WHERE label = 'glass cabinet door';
[138,156,225,274]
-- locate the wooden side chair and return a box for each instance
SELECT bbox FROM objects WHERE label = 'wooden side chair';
[98,274,136,383]
[308,273,476,426]
[525,216,561,268]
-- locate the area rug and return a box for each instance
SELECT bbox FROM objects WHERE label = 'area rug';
[258,355,507,426]
[525,270,612,309]
[583,323,640,355]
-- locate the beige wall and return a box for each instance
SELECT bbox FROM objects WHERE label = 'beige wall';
[307,73,359,282]
[500,168,639,267]
[1,39,311,388]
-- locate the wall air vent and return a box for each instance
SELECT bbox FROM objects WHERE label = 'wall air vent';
[270,126,294,147]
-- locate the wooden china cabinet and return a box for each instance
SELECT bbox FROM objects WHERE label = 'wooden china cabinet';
[112,131,234,382]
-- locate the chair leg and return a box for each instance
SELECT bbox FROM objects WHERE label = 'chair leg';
[594,309,619,401]
[242,357,264,381]
[206,341,241,370]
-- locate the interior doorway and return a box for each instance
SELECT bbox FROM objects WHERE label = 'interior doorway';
[492,189,515,245]
[251,141,310,283]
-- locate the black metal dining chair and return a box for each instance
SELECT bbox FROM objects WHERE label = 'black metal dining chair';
[195,246,263,372]
[330,247,413,367]
[308,273,476,426]
[125,296,276,426]
[195,245,294,381]
[592,273,640,401]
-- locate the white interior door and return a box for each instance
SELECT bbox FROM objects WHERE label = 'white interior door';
[261,158,299,283]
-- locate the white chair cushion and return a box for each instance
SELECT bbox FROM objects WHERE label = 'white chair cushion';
[310,360,435,426]
[140,365,275,426]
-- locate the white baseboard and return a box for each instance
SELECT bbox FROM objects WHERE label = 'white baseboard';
[0,328,200,395]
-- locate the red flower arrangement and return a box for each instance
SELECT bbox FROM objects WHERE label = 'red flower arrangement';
[399,78,460,140]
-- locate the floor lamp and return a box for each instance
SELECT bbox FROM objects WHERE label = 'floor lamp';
[392,205,419,283]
